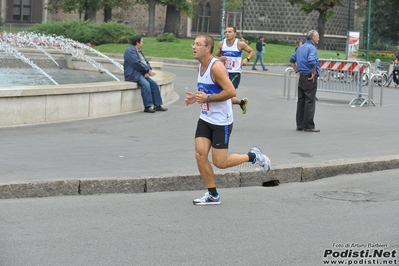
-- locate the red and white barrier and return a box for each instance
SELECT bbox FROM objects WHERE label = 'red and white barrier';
[320,60,365,73]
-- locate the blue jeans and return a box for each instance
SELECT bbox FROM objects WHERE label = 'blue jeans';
[252,51,266,70]
[137,76,163,108]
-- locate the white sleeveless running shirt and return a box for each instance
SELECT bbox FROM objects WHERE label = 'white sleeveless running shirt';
[221,38,242,73]
[197,57,233,125]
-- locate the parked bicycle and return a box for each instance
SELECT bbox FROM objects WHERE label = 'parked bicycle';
[372,59,388,87]
[380,55,399,87]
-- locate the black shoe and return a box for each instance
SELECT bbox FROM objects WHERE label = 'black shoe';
[155,106,168,111]
[144,107,156,113]
[296,128,304,131]
[304,128,320,133]
[252,68,258,70]
[263,68,269,71]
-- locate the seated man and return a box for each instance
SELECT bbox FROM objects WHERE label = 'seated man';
[124,35,168,113]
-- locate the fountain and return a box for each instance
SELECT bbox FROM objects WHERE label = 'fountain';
[0,35,59,85]
[0,32,176,127]
[1,32,122,82]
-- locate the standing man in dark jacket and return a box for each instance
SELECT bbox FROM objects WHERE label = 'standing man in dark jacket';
[252,36,268,71]
[290,30,320,132]
[124,35,167,113]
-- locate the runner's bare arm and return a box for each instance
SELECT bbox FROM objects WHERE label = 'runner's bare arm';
[239,41,255,66]
[195,61,236,104]
[214,41,226,62]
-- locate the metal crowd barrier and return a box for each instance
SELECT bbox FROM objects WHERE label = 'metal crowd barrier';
[283,67,297,100]
[369,73,384,106]
[283,59,377,106]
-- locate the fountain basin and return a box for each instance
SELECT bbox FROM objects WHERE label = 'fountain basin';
[0,71,175,127]
[0,50,176,127]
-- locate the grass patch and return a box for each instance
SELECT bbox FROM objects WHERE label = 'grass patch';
[90,37,394,63]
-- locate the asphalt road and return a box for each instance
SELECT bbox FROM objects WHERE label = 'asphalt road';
[1,64,399,265]
[1,65,399,183]
[1,169,398,266]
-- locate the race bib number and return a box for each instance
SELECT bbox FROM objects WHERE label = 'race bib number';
[200,103,210,114]
[224,59,235,70]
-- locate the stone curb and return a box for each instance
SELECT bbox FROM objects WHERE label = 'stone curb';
[1,155,399,200]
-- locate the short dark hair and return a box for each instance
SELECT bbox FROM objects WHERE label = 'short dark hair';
[226,26,237,33]
[197,34,215,54]
[131,35,143,45]
[259,36,264,40]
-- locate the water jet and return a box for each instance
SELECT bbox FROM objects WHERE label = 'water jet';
[0,32,176,127]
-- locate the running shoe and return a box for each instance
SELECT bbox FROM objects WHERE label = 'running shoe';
[193,192,221,205]
[240,98,248,114]
[249,146,271,171]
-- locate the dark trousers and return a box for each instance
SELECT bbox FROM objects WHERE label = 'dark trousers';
[393,70,399,84]
[296,74,317,129]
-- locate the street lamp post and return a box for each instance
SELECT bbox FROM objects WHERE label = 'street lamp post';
[366,0,371,62]
[220,0,226,40]
[347,0,352,31]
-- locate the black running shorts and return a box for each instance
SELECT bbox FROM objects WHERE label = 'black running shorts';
[195,119,233,149]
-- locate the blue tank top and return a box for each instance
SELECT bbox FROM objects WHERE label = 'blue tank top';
[221,38,242,73]
[197,57,234,125]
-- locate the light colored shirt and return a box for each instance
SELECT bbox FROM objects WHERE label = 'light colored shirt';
[197,57,233,125]
[221,38,242,73]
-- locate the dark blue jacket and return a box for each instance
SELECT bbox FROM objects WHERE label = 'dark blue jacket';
[290,40,320,77]
[123,45,152,82]
[256,39,263,52]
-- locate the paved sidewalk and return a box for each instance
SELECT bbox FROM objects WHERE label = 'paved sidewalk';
[1,59,399,199]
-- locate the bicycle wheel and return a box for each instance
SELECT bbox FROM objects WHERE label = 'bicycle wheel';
[381,73,388,86]
[384,73,393,87]
[320,69,329,82]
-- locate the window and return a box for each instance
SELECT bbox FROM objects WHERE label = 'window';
[13,0,31,21]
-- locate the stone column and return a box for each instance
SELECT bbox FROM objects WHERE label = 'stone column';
[186,0,191,37]
[42,0,48,22]
[1,0,6,22]
[187,17,192,37]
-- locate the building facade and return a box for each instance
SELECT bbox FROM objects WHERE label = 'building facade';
[0,0,47,27]
[0,0,354,49]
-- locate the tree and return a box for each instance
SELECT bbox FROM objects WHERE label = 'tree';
[160,0,194,37]
[46,0,98,20]
[225,0,251,11]
[286,0,343,49]
[46,0,134,22]
[354,0,399,50]
[163,5,181,36]
[366,0,399,49]
[136,0,193,37]
[136,0,158,37]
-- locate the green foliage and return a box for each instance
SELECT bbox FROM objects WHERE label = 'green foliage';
[243,36,289,46]
[94,37,347,63]
[156,32,179,42]
[287,0,343,22]
[361,0,399,49]
[243,35,257,43]
[265,38,289,45]
[28,21,135,45]
[158,0,194,16]
[287,0,343,14]
[46,0,134,16]
[93,21,135,44]
[225,0,251,11]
